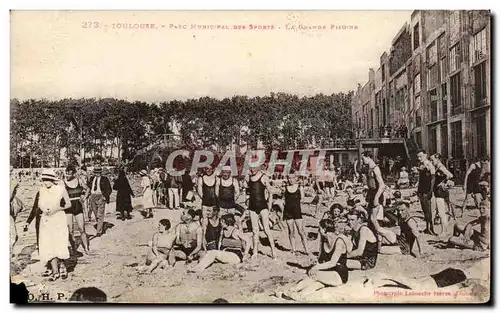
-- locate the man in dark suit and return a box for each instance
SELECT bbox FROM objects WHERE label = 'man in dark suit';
[86,166,112,237]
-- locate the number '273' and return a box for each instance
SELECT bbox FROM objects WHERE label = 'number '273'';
[82,22,99,28]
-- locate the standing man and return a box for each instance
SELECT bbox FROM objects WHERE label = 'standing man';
[360,150,386,249]
[461,156,490,217]
[246,165,278,259]
[198,166,218,222]
[86,166,112,237]
[215,166,242,228]
[416,150,436,236]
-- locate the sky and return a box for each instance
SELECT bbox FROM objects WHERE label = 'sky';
[11,10,412,102]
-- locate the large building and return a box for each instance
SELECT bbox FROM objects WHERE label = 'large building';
[351,10,491,179]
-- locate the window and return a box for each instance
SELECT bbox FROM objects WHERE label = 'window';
[474,113,487,158]
[413,23,420,50]
[427,41,437,65]
[439,57,448,82]
[415,131,422,149]
[470,28,487,65]
[450,72,462,115]
[449,43,461,73]
[414,54,421,73]
[370,108,374,137]
[382,99,387,125]
[414,73,421,94]
[363,104,367,130]
[441,83,448,117]
[427,65,438,90]
[430,89,438,121]
[412,96,420,127]
[382,64,386,81]
[415,108,422,127]
[395,88,405,111]
[428,126,437,154]
[441,124,448,158]
[438,34,446,58]
[451,121,463,158]
[474,61,487,107]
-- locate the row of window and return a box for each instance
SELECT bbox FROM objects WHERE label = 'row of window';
[423,113,488,159]
[418,122,457,158]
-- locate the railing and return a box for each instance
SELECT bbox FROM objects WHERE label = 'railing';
[285,139,357,150]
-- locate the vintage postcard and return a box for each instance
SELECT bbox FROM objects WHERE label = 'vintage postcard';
[10,10,491,303]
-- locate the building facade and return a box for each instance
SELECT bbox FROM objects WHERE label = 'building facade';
[352,10,491,175]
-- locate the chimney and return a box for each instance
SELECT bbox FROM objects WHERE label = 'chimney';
[369,68,375,82]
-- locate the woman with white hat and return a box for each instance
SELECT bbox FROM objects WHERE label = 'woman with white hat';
[38,169,72,281]
[140,169,155,218]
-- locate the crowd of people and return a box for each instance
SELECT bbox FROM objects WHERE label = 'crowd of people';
[9,149,490,301]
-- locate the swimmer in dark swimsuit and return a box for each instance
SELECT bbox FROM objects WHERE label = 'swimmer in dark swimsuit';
[198,166,218,222]
[189,214,251,272]
[416,150,437,235]
[430,153,454,235]
[283,173,310,255]
[461,157,490,217]
[169,209,203,266]
[216,166,242,229]
[63,165,90,255]
[360,151,387,251]
[246,166,278,259]
[448,200,490,251]
[346,210,378,270]
[274,219,352,301]
[202,207,221,251]
[381,192,425,257]
[140,219,176,273]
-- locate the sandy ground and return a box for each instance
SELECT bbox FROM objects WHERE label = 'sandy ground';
[10,179,490,303]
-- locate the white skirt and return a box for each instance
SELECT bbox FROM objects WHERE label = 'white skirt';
[142,188,155,209]
[39,210,69,264]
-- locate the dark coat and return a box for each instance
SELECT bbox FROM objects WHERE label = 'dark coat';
[87,175,112,203]
[113,176,135,213]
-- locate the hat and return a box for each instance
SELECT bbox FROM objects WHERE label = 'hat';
[221,166,232,172]
[41,169,58,181]
[139,169,148,176]
[93,166,103,174]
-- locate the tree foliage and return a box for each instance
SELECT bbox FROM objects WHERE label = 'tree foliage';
[10,91,354,168]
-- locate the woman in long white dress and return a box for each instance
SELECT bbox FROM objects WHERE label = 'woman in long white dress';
[38,169,72,281]
[140,170,155,218]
